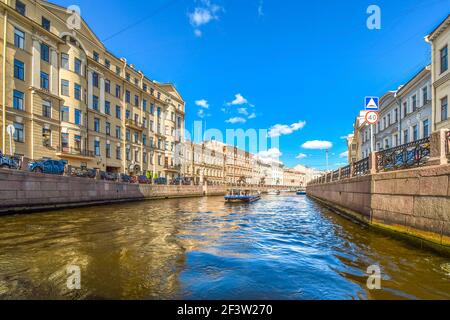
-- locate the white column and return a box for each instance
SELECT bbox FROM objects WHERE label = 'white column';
[31,39,41,87]
[99,76,105,114]
[87,70,93,109]
[50,48,58,95]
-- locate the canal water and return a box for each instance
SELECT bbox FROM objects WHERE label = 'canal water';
[0,195,449,300]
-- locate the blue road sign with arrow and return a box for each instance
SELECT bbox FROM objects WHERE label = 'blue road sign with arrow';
[365,97,379,111]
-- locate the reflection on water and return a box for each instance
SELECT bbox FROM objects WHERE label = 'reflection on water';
[0,195,449,300]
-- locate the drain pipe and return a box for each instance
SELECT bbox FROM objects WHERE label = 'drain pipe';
[2,8,8,153]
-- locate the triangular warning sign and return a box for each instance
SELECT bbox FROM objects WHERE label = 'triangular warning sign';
[367,98,378,109]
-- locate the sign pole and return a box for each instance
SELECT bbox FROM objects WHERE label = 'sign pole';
[370,124,375,153]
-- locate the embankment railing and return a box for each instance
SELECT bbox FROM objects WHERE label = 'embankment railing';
[308,131,449,187]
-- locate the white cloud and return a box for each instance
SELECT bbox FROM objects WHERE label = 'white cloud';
[258,0,264,16]
[255,148,282,162]
[340,151,348,158]
[268,121,306,138]
[225,117,246,124]
[195,99,209,109]
[194,29,202,37]
[248,112,257,119]
[197,109,207,118]
[237,107,249,116]
[227,93,248,106]
[188,1,223,37]
[301,140,333,150]
[296,153,307,159]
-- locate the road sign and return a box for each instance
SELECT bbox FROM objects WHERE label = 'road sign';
[365,111,379,125]
[6,124,15,136]
[365,96,379,111]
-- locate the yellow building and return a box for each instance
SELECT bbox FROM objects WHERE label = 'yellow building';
[426,14,450,131]
[0,0,185,180]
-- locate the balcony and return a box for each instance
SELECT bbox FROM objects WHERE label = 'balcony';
[56,147,95,160]
[164,164,181,172]
[125,119,144,131]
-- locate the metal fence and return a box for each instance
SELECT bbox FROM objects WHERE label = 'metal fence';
[376,137,430,172]
[308,134,440,186]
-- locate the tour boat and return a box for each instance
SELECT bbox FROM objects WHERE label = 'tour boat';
[225,189,261,203]
[296,188,307,195]
[267,190,281,195]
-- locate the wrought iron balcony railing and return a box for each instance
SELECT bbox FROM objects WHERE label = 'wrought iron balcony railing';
[341,165,351,180]
[57,147,95,158]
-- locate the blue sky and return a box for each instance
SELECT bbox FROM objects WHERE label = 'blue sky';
[53,0,449,170]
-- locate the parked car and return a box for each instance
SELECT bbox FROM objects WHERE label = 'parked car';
[0,151,21,170]
[71,167,97,179]
[120,174,133,183]
[101,171,118,181]
[28,159,67,175]
[171,177,191,185]
[154,177,167,185]
[137,175,151,184]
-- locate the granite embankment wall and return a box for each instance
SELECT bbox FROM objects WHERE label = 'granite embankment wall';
[307,165,450,249]
[0,168,227,214]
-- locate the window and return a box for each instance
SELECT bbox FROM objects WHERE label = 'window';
[13,123,24,142]
[143,152,147,164]
[14,59,24,80]
[412,95,417,112]
[93,95,99,111]
[126,110,130,119]
[61,133,69,148]
[125,90,131,103]
[126,129,130,141]
[105,79,110,93]
[13,90,24,110]
[143,99,147,112]
[150,104,154,114]
[106,122,111,136]
[403,102,407,117]
[106,143,111,158]
[74,83,81,100]
[105,101,111,115]
[116,146,121,160]
[413,125,418,141]
[157,107,161,118]
[422,87,428,105]
[61,53,69,70]
[42,128,51,147]
[423,119,429,138]
[14,28,25,49]
[42,100,51,118]
[41,43,50,62]
[61,80,69,96]
[441,45,448,74]
[126,148,131,161]
[94,118,100,132]
[95,141,101,157]
[115,85,121,98]
[126,73,130,81]
[134,132,139,143]
[74,109,82,125]
[143,134,147,146]
[135,150,139,162]
[441,96,448,121]
[134,95,139,107]
[116,66,121,76]
[143,84,147,92]
[115,126,121,139]
[404,129,409,144]
[40,72,49,90]
[61,106,70,122]
[74,135,81,150]
[134,78,139,86]
[115,105,121,119]
[42,17,51,31]
[93,51,99,62]
[15,0,26,16]
[105,59,110,69]
[150,88,154,96]
[74,58,82,74]
[92,72,99,88]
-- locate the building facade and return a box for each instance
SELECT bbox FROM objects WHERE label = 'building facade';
[426,14,450,131]
[0,0,185,180]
